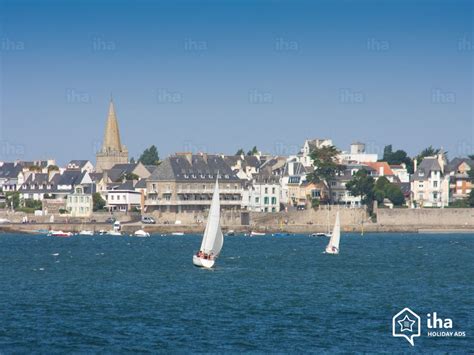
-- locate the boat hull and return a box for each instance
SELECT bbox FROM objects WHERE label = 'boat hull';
[325,247,339,254]
[192,255,215,268]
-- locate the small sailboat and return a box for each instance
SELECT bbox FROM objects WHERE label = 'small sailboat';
[249,231,266,237]
[193,178,224,268]
[325,211,341,254]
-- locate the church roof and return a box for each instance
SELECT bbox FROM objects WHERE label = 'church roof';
[101,100,125,153]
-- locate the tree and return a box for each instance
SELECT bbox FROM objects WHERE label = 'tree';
[382,144,414,173]
[235,148,245,156]
[385,184,405,206]
[130,157,136,164]
[346,169,375,213]
[5,191,20,210]
[468,190,474,207]
[93,193,106,211]
[24,199,42,210]
[247,146,258,156]
[468,155,474,160]
[138,145,160,165]
[123,172,139,181]
[307,145,345,204]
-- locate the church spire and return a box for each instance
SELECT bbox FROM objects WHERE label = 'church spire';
[101,99,123,152]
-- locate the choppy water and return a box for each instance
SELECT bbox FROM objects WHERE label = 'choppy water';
[0,232,472,352]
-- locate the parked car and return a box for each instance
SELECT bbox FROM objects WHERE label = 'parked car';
[105,217,116,224]
[141,216,156,224]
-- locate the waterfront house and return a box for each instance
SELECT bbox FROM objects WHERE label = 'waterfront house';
[410,154,450,207]
[66,184,94,217]
[446,158,474,201]
[243,169,281,212]
[224,154,261,180]
[106,180,142,212]
[145,153,243,215]
[298,138,333,167]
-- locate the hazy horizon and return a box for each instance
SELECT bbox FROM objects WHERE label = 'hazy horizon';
[1,0,473,165]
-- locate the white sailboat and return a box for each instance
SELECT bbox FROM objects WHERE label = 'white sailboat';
[193,178,224,268]
[325,211,341,254]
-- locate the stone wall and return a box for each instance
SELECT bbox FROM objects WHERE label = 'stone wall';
[376,208,474,227]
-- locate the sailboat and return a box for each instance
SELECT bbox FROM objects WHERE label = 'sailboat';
[192,178,224,268]
[325,211,341,254]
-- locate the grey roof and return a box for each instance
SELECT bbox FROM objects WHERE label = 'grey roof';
[446,158,474,173]
[67,160,90,168]
[253,171,280,184]
[115,180,135,190]
[89,173,103,182]
[0,163,22,179]
[56,170,85,186]
[111,163,137,173]
[135,179,147,188]
[412,158,442,181]
[149,154,240,182]
[145,165,158,174]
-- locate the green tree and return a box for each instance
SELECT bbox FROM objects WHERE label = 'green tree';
[346,169,375,213]
[123,172,139,181]
[385,184,405,206]
[5,191,20,210]
[468,190,474,207]
[307,145,345,204]
[235,148,245,156]
[93,193,106,211]
[382,144,414,173]
[24,199,42,210]
[138,145,160,165]
[247,146,258,156]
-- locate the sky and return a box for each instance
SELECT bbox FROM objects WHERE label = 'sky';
[0,0,473,165]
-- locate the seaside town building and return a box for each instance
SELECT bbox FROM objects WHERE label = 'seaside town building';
[243,170,281,212]
[410,154,450,207]
[66,184,94,217]
[145,153,243,216]
[95,100,129,172]
[338,142,378,164]
[446,158,473,201]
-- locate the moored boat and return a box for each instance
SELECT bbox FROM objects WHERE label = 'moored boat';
[134,229,150,237]
[78,230,94,236]
[48,230,73,237]
[250,231,266,237]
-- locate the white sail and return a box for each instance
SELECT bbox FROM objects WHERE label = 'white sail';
[200,179,224,256]
[326,211,340,254]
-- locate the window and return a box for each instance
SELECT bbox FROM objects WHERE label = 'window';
[311,189,321,198]
[255,197,259,203]
[271,197,277,204]
[264,187,268,194]
[433,181,438,188]
[433,192,438,200]
[272,187,276,194]
[272,207,276,212]
[264,197,269,205]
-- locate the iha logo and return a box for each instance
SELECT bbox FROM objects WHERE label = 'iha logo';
[392,308,421,346]
[393,308,466,346]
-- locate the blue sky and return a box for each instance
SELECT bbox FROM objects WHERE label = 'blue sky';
[0,0,472,164]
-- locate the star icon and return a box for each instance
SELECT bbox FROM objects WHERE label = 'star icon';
[398,314,416,332]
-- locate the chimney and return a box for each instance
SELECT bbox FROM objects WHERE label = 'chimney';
[379,166,384,176]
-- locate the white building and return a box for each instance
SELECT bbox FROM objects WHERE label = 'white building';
[107,180,142,212]
[244,172,280,212]
[66,184,93,217]
[298,139,333,167]
[339,142,378,164]
[410,154,450,207]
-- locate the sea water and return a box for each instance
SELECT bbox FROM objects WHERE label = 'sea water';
[0,233,472,352]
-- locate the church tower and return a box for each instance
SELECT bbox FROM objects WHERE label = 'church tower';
[95,99,129,172]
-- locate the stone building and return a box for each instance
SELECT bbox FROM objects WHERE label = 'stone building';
[145,153,243,216]
[95,100,128,172]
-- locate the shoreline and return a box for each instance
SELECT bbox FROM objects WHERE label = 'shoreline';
[2,223,474,235]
